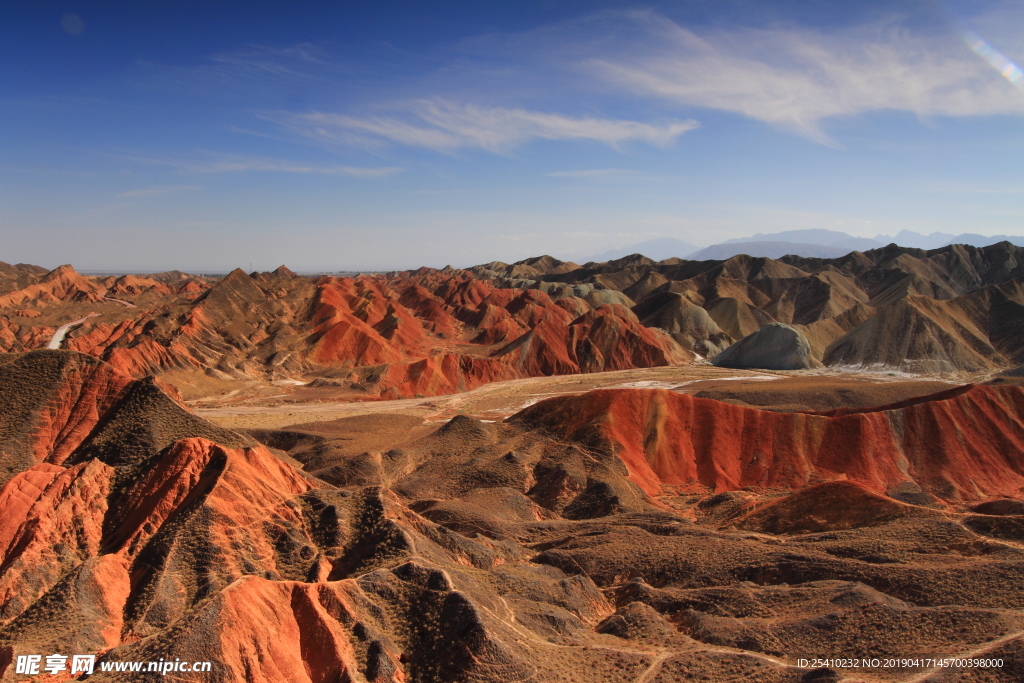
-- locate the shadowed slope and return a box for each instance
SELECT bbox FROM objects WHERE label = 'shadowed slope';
[730,480,946,534]
[0,350,135,485]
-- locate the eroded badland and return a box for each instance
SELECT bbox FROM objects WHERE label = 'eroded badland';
[1,244,1024,682]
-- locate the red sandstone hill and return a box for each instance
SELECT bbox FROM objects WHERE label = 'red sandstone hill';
[0,265,107,309]
[2,242,1024,405]
[1,266,689,400]
[480,242,1024,371]
[2,351,1024,682]
[510,384,1024,503]
[0,262,49,297]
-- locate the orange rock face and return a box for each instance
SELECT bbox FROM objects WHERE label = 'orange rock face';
[512,384,1024,502]
[105,437,312,561]
[106,274,172,298]
[309,279,406,367]
[0,464,66,562]
[2,263,689,400]
[0,353,346,678]
[303,274,687,398]
[106,577,401,683]
[0,459,114,624]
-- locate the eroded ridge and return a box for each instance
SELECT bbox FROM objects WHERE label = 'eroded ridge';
[0,351,1022,682]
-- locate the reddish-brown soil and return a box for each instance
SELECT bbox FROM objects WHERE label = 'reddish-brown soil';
[0,350,1022,682]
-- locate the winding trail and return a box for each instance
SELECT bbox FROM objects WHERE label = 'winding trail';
[635,651,672,683]
[46,313,99,349]
[103,296,136,308]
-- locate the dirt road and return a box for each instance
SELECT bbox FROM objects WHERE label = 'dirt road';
[46,313,99,349]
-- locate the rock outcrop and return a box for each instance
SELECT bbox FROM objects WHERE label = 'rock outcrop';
[712,322,822,370]
[632,291,731,358]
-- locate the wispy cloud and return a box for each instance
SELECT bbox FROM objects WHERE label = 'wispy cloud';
[207,43,324,79]
[583,12,1024,143]
[137,43,330,94]
[117,184,198,198]
[134,9,1024,154]
[265,99,698,153]
[110,151,402,178]
[182,156,402,177]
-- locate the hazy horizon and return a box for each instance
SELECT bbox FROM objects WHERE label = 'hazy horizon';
[3,0,1024,272]
[10,229,1024,276]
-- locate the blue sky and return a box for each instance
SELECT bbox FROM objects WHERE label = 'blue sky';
[2,0,1023,271]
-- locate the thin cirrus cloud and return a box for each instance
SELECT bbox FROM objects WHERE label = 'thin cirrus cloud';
[182,156,403,177]
[113,151,403,178]
[207,43,325,80]
[576,12,1024,143]
[136,43,330,95]
[265,99,699,153]
[255,11,1024,152]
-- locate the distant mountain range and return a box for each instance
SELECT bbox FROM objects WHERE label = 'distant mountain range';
[585,237,701,263]
[582,229,1024,263]
[687,241,850,260]
[719,229,885,252]
[872,230,956,249]
[938,233,1024,248]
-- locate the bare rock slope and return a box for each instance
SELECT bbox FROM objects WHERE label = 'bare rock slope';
[711,322,821,370]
